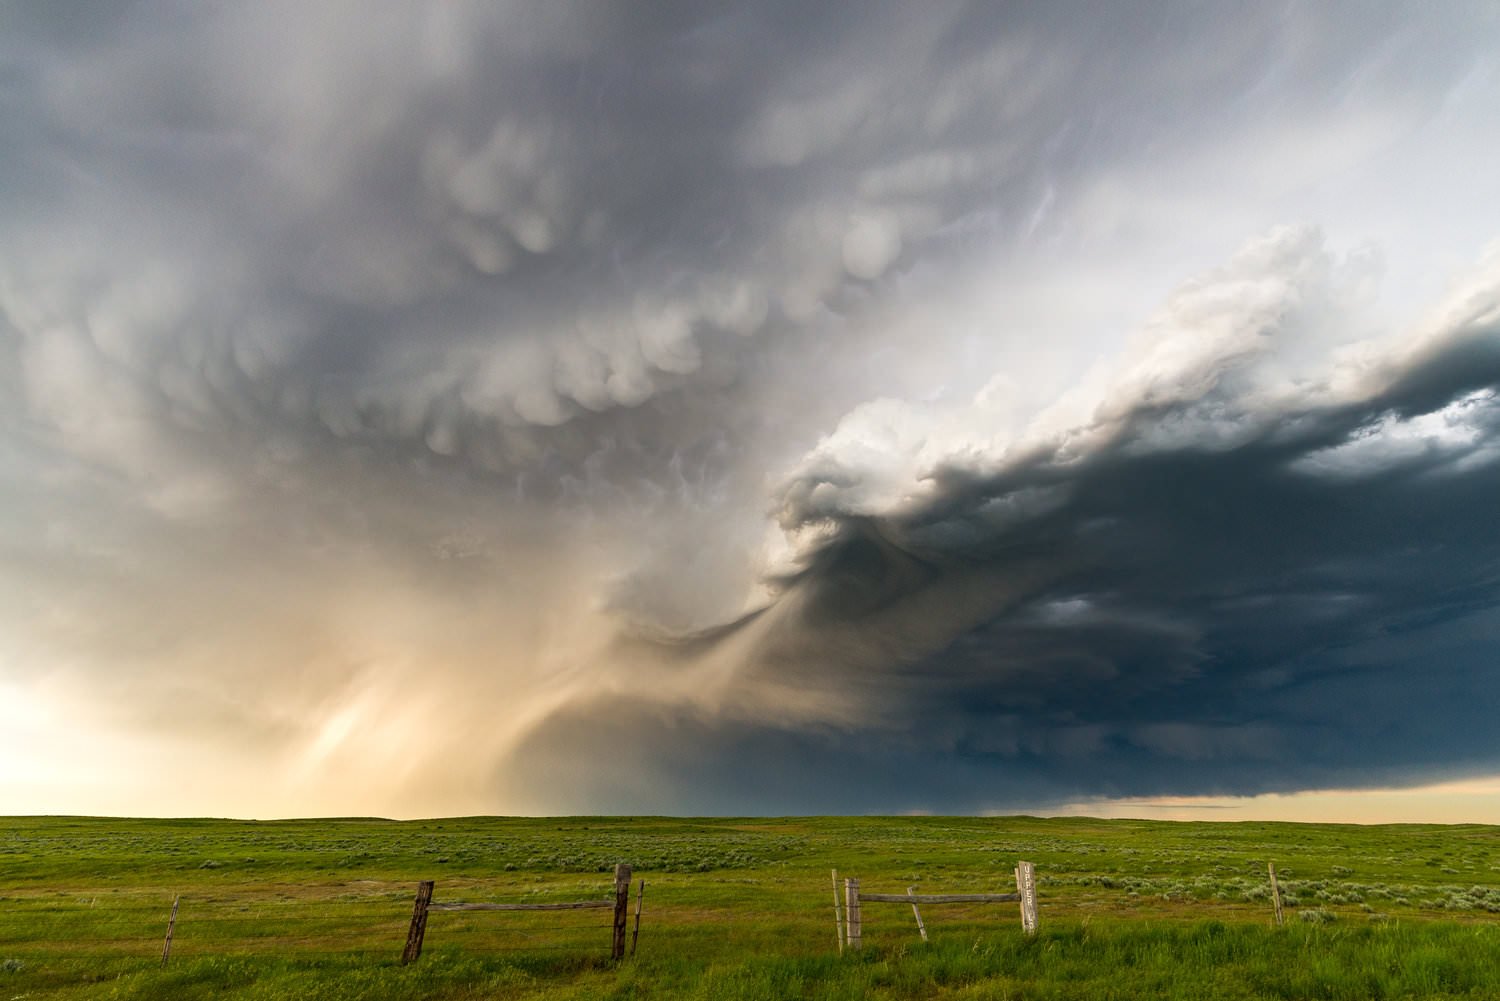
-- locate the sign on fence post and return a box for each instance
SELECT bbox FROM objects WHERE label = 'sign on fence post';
[844,877,862,950]
[402,881,434,964]
[1015,862,1038,936]
[611,864,632,960]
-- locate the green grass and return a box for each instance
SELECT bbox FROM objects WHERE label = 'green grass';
[3,815,1500,998]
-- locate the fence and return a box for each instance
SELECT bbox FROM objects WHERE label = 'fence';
[831,862,1038,949]
[59,861,1040,970]
[401,864,643,963]
[2,853,1420,976]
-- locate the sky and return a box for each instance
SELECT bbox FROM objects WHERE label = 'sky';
[3,1,1500,820]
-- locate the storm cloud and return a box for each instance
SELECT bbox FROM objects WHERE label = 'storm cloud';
[2,2,1499,815]
[509,226,1500,813]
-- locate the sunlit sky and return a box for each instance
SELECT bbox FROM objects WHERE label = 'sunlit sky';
[4,2,1500,820]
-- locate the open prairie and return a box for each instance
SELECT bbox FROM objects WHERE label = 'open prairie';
[3,815,1500,999]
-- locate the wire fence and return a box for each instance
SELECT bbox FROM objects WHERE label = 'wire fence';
[0,883,630,965]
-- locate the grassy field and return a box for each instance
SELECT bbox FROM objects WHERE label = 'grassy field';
[2,815,1500,999]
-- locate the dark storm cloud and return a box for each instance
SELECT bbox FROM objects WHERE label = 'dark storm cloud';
[507,229,1500,812]
[2,1,1500,814]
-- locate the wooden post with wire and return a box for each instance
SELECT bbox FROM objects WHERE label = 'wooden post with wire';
[401,881,434,965]
[160,895,179,966]
[832,869,845,953]
[611,864,632,960]
[844,877,862,950]
[1268,862,1285,927]
[630,879,645,956]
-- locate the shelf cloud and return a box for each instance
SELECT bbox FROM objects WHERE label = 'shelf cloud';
[509,227,1500,811]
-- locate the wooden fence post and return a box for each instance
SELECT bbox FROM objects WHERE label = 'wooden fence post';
[160,895,179,966]
[832,869,845,953]
[611,864,632,960]
[906,886,928,942]
[1268,862,1284,927]
[844,877,861,950]
[1015,862,1038,936]
[402,881,434,965]
[631,879,645,957]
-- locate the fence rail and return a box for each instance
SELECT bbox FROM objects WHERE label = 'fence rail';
[428,900,612,912]
[860,892,1021,904]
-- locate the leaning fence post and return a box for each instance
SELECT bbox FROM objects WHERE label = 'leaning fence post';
[1268,862,1285,927]
[630,879,645,957]
[160,895,180,966]
[611,864,632,960]
[401,881,434,964]
[1015,862,1038,936]
[906,886,928,942]
[832,869,845,953]
[844,877,862,950]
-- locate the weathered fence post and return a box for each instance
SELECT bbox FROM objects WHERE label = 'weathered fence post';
[631,879,645,956]
[906,886,928,942]
[160,895,179,966]
[832,869,845,953]
[1015,862,1038,936]
[1268,862,1285,927]
[611,864,632,960]
[402,881,434,964]
[844,877,862,950]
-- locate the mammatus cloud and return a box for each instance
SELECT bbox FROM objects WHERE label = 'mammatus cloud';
[1,2,1499,815]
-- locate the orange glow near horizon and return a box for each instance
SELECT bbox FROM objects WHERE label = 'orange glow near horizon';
[1049,776,1500,826]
